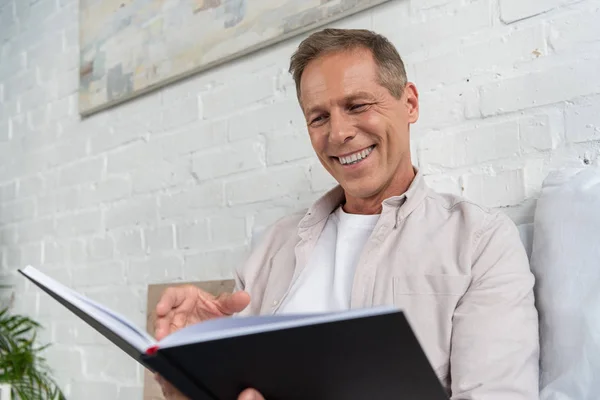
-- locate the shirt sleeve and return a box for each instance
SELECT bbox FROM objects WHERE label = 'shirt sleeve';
[450,211,540,399]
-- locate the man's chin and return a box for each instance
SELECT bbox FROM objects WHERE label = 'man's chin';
[339,180,382,200]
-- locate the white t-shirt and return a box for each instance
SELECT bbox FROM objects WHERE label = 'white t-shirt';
[277,206,380,314]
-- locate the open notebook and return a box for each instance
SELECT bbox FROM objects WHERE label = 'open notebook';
[19,265,449,400]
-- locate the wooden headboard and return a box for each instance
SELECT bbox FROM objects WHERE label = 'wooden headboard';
[143,279,236,399]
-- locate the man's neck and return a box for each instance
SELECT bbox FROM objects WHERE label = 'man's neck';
[342,166,416,215]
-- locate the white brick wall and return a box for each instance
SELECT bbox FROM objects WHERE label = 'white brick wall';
[1,0,599,398]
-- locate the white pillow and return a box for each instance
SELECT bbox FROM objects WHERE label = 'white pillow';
[530,167,600,400]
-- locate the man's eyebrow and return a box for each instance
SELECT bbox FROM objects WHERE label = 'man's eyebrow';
[344,91,376,102]
[304,92,376,115]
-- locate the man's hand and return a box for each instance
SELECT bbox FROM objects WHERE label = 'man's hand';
[156,375,265,400]
[154,285,250,340]
[154,285,252,399]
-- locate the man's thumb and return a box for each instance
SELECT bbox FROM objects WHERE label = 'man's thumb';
[216,291,251,315]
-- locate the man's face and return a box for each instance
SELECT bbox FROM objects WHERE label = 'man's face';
[299,48,419,201]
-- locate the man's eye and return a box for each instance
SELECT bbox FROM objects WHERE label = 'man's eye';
[349,104,368,112]
[310,115,326,125]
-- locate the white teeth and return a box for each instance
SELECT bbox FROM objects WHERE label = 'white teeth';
[339,146,374,165]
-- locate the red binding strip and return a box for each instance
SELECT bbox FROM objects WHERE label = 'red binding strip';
[146,345,159,355]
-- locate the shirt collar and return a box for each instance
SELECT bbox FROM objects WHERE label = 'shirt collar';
[298,167,429,230]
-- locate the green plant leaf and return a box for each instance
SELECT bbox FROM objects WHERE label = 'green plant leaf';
[0,307,66,399]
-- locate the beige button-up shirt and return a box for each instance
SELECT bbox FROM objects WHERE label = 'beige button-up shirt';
[234,169,540,399]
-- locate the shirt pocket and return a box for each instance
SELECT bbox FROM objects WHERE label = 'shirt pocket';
[392,274,471,381]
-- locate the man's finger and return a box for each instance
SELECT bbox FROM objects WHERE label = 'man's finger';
[156,287,187,317]
[238,388,265,400]
[215,291,251,315]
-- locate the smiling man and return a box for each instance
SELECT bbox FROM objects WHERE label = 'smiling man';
[155,29,540,400]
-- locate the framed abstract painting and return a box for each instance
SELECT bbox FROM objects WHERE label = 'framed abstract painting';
[78,0,391,115]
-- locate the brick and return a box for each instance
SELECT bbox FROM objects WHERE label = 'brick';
[419,120,520,169]
[423,174,462,196]
[58,157,103,187]
[520,109,564,151]
[28,106,52,130]
[70,381,118,400]
[463,169,526,207]
[0,119,9,141]
[117,386,142,400]
[225,165,311,205]
[65,321,110,345]
[419,83,477,129]
[132,160,190,194]
[565,95,600,143]
[38,187,80,216]
[153,120,228,158]
[176,221,210,250]
[106,141,161,174]
[191,139,265,181]
[84,287,145,326]
[52,319,80,345]
[480,59,600,117]
[21,242,43,266]
[500,0,575,23]
[44,347,83,376]
[209,215,247,246]
[9,114,33,139]
[128,255,183,284]
[0,198,36,223]
[20,86,51,112]
[111,228,144,257]
[89,124,145,155]
[26,31,62,68]
[5,246,21,268]
[415,25,545,91]
[18,217,55,243]
[309,162,337,192]
[88,236,114,261]
[251,207,296,235]
[0,181,16,201]
[200,74,274,118]
[374,0,491,53]
[159,181,224,218]
[228,100,305,142]
[44,239,86,265]
[0,225,17,246]
[55,210,102,238]
[69,239,87,263]
[4,69,36,102]
[79,176,132,207]
[0,50,22,78]
[42,0,77,31]
[105,198,157,229]
[143,225,174,253]
[48,96,72,121]
[18,174,45,198]
[160,97,200,130]
[183,247,248,281]
[27,0,57,26]
[44,239,68,265]
[266,131,315,165]
[84,346,138,382]
[548,6,600,53]
[72,261,124,288]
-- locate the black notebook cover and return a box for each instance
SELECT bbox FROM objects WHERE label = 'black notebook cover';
[143,311,449,400]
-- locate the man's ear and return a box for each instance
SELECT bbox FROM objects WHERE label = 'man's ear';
[404,82,419,124]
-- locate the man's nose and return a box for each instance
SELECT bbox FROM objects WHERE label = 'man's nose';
[329,113,355,144]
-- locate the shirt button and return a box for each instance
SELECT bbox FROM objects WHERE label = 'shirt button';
[272,300,279,306]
